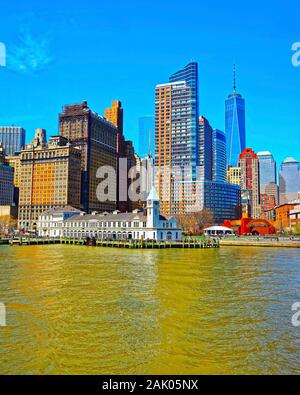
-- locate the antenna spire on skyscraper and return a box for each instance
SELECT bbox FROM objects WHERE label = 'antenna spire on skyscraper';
[233,64,236,93]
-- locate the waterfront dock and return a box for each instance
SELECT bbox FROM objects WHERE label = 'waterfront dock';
[220,236,300,248]
[7,237,220,249]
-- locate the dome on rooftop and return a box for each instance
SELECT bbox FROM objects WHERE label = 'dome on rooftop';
[283,157,299,163]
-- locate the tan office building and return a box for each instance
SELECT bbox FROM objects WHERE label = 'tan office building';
[18,133,82,231]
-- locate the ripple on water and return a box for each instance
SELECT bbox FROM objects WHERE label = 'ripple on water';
[0,245,300,374]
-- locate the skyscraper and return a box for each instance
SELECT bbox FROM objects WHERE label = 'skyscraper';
[104,100,123,134]
[169,61,199,175]
[239,148,260,219]
[279,157,300,204]
[213,129,227,183]
[0,126,26,155]
[155,62,199,215]
[105,100,137,212]
[155,80,193,215]
[257,151,277,193]
[59,101,118,213]
[257,151,278,214]
[0,147,14,206]
[225,66,246,166]
[138,116,155,158]
[199,117,213,181]
[18,133,82,231]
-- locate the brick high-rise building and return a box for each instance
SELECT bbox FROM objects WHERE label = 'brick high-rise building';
[104,100,123,134]
[59,101,118,213]
[18,133,82,231]
[239,148,260,219]
[105,100,138,212]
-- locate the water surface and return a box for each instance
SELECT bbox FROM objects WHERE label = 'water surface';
[0,245,300,374]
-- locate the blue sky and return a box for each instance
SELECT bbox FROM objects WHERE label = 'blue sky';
[0,0,299,165]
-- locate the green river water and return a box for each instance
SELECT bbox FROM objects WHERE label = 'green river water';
[0,245,300,374]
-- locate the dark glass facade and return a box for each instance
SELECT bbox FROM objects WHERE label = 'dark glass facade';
[0,126,26,155]
[199,117,213,181]
[213,129,227,183]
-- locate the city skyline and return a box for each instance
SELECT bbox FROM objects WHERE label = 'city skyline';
[0,0,299,166]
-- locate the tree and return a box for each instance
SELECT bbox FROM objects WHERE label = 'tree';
[0,215,17,237]
[193,209,214,230]
[175,209,214,234]
[294,222,300,236]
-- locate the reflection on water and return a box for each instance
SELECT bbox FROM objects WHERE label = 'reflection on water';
[0,245,300,374]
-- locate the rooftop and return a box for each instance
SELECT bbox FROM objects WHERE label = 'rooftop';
[147,187,159,201]
[283,157,299,164]
[257,151,272,157]
[42,206,84,216]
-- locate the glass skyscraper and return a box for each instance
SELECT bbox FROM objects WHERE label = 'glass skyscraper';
[138,116,155,158]
[225,68,246,166]
[169,61,199,176]
[279,157,300,204]
[199,116,213,181]
[257,151,276,193]
[0,126,26,155]
[213,129,227,183]
[155,62,199,215]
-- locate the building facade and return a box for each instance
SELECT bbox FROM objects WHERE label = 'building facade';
[168,61,199,176]
[274,203,299,231]
[155,80,193,215]
[104,100,123,134]
[199,181,241,224]
[279,157,300,204]
[239,148,260,219]
[226,166,241,186]
[290,204,300,224]
[59,101,118,213]
[105,100,138,213]
[0,163,14,206]
[225,68,246,166]
[213,129,226,183]
[172,180,241,224]
[0,126,25,156]
[141,153,155,202]
[199,116,213,181]
[257,151,278,215]
[37,188,182,241]
[5,154,22,206]
[18,133,82,231]
[37,206,84,238]
[257,151,277,193]
[155,62,199,216]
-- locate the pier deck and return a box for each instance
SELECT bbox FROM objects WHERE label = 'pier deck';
[7,237,219,249]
